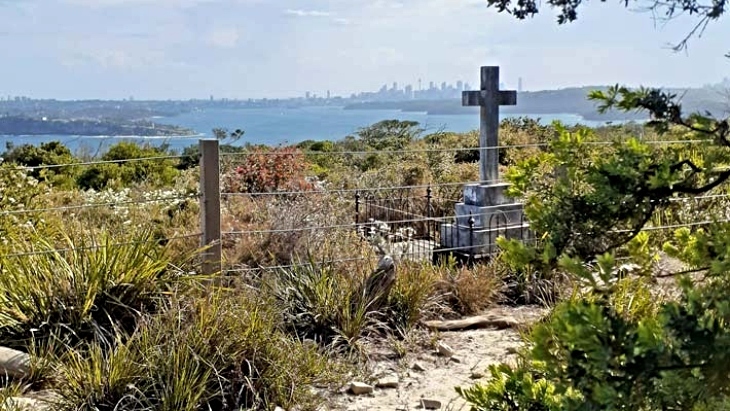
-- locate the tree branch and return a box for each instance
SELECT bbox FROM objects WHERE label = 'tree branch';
[655,267,709,278]
[674,168,730,194]
[669,159,703,173]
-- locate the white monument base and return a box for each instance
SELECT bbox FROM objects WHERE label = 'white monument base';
[437,182,530,260]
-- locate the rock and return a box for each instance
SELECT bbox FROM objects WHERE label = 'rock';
[412,362,427,372]
[436,342,454,357]
[420,398,442,409]
[470,371,486,379]
[3,397,45,411]
[449,356,462,363]
[375,374,399,389]
[274,407,285,411]
[0,346,30,379]
[349,381,374,395]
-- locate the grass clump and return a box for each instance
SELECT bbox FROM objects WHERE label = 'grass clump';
[438,261,504,316]
[268,255,379,350]
[0,229,188,352]
[55,290,345,411]
[387,260,442,334]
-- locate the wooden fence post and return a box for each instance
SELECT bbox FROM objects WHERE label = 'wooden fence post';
[200,139,221,276]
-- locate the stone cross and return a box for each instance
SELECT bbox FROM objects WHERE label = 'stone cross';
[462,66,517,184]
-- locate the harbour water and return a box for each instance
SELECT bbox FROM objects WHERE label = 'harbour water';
[0,106,611,154]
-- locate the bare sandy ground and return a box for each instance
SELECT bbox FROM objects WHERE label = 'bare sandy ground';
[329,306,546,411]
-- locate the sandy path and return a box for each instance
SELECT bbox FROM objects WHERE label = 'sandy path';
[329,306,545,411]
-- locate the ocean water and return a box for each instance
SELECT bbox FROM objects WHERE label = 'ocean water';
[0,106,607,154]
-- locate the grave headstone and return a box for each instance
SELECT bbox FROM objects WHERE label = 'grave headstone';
[438,66,530,259]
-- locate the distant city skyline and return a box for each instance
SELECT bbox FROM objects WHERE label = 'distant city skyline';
[4,73,730,103]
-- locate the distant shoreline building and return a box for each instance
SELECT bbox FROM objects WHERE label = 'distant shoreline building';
[348,78,469,102]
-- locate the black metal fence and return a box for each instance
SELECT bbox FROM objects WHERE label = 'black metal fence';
[354,186,440,261]
[353,186,531,262]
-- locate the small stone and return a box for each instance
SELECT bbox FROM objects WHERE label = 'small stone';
[420,398,442,409]
[349,381,374,395]
[449,356,462,363]
[3,397,43,411]
[375,375,399,389]
[0,346,30,379]
[412,362,427,372]
[436,342,454,357]
[470,371,486,379]
[274,407,286,411]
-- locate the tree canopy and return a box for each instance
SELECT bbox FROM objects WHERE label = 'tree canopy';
[485,0,727,52]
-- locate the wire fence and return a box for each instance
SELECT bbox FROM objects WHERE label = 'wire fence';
[1,137,729,278]
[0,144,203,275]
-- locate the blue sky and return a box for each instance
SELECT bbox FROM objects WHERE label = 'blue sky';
[1,0,727,99]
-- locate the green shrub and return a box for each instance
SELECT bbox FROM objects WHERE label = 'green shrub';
[459,250,730,410]
[0,165,55,250]
[2,141,78,187]
[77,142,178,190]
[456,363,583,411]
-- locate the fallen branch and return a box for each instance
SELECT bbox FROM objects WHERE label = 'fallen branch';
[422,315,522,331]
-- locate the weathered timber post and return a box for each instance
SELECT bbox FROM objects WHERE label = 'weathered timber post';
[200,139,221,276]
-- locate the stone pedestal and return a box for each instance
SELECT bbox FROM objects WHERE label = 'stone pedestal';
[438,183,529,259]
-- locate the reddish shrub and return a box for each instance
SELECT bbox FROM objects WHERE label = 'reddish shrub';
[229,146,314,193]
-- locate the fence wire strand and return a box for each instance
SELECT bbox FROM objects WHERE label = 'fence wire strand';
[0,233,202,259]
[0,194,201,217]
[218,138,714,158]
[1,154,189,172]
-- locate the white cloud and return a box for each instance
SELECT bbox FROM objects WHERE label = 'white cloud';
[62,49,162,70]
[284,9,331,17]
[206,27,240,48]
[333,17,351,25]
[63,0,217,7]
[370,47,405,64]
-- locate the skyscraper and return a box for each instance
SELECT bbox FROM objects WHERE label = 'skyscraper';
[518,77,523,92]
[404,84,413,99]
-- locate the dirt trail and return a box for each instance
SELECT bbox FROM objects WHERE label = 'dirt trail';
[330,306,545,411]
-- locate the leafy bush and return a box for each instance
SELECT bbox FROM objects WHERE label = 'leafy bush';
[459,91,730,411]
[2,141,78,187]
[77,142,178,190]
[459,235,730,410]
[356,119,422,151]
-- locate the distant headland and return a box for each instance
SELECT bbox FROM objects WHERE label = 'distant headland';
[0,116,196,137]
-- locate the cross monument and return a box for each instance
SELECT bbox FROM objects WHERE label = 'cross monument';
[462,66,517,183]
[437,65,528,261]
